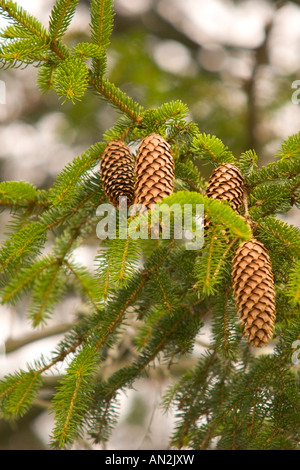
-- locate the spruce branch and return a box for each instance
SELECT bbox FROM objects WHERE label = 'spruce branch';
[248,150,300,189]
[173,160,205,194]
[277,130,300,160]
[238,149,258,178]
[163,191,252,241]
[90,0,114,51]
[29,262,67,327]
[1,256,58,305]
[0,369,43,419]
[191,133,236,166]
[1,198,101,318]
[257,217,300,259]
[49,144,104,207]
[0,37,49,67]
[49,0,79,42]
[0,188,102,280]
[0,0,49,43]
[50,243,174,447]
[0,222,47,274]
[90,76,143,123]
[193,226,233,296]
[208,356,300,450]
[29,211,98,326]
[0,181,49,209]
[171,351,218,449]
[53,56,89,104]
[92,244,175,356]
[140,100,189,138]
[90,0,114,77]
[287,260,300,306]
[0,0,143,121]
[89,246,203,443]
[73,42,104,60]
[97,236,142,299]
[41,191,102,232]
[63,259,101,311]
[211,290,241,357]
[50,344,98,449]
[0,326,91,420]
[0,23,33,39]
[37,60,59,92]
[249,182,296,219]
[90,297,203,444]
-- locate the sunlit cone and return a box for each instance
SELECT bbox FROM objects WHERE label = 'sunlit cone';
[134,133,175,211]
[232,238,276,347]
[100,140,135,208]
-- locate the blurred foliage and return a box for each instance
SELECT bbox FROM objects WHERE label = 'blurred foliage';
[2,0,299,172]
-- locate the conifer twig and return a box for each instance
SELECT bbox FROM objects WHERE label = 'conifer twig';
[89,76,143,123]
[243,190,256,234]
[0,199,50,209]
[0,0,48,42]
[177,351,217,449]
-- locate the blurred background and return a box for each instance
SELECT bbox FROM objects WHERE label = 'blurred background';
[0,0,299,450]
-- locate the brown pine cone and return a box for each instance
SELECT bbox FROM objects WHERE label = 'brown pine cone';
[232,238,276,347]
[100,140,135,208]
[206,163,245,213]
[134,133,175,211]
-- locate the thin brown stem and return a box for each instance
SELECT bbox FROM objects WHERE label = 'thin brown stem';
[5,323,73,354]
[243,191,255,235]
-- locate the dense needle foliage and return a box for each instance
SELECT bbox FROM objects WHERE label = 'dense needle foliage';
[0,0,299,450]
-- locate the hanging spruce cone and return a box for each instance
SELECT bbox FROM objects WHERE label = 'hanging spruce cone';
[206,163,245,213]
[134,133,175,211]
[232,238,276,347]
[204,163,245,236]
[100,140,135,208]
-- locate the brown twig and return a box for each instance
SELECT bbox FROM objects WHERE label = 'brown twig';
[5,323,73,354]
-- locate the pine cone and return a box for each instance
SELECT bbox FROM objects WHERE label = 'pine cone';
[206,163,245,213]
[232,238,276,347]
[100,140,135,208]
[204,163,245,237]
[134,133,175,211]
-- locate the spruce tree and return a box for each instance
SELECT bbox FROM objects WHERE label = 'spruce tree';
[0,0,299,450]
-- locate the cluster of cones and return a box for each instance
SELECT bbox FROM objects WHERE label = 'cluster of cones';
[100,136,276,348]
[100,133,174,211]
